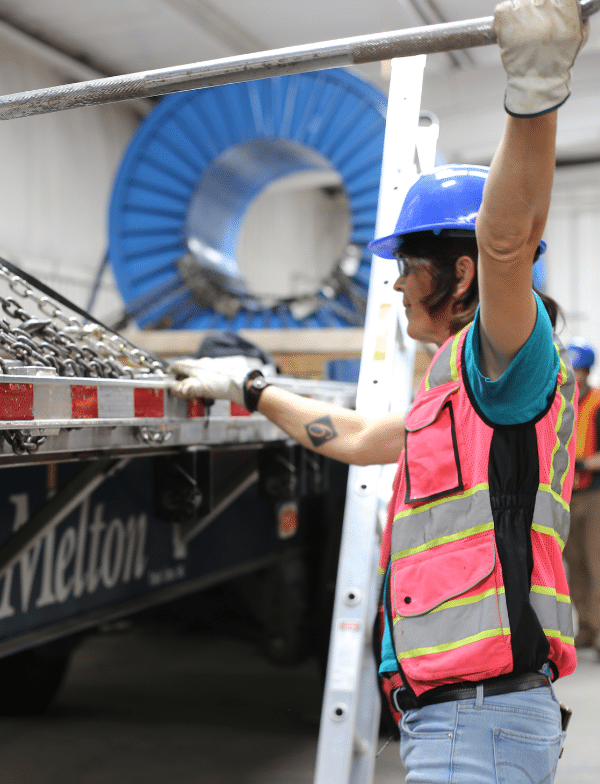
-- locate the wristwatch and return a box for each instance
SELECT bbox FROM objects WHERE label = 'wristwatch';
[243,372,272,412]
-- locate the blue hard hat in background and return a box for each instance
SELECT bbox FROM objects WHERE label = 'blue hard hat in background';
[567,338,595,369]
[369,164,546,260]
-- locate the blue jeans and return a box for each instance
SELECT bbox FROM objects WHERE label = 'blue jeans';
[399,684,565,784]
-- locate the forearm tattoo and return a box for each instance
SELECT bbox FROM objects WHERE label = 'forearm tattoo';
[305,415,338,448]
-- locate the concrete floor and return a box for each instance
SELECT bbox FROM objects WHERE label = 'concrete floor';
[0,619,598,784]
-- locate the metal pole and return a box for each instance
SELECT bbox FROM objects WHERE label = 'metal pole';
[0,0,597,120]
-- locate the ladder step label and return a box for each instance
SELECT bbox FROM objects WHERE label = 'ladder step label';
[329,619,363,692]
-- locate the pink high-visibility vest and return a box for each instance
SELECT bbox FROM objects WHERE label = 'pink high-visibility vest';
[379,324,577,698]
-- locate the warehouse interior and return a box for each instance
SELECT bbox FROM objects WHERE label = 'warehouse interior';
[0,0,599,377]
[0,2,598,783]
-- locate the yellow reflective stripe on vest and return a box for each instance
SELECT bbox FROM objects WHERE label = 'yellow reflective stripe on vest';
[550,346,577,496]
[549,391,567,488]
[549,352,569,494]
[424,325,468,391]
[449,326,468,384]
[398,627,511,660]
[558,355,577,491]
[393,482,489,523]
[392,586,506,619]
[391,484,493,560]
[530,587,574,644]
[391,520,494,561]
[532,520,565,551]
[543,628,574,646]
[531,584,570,603]
[537,483,569,513]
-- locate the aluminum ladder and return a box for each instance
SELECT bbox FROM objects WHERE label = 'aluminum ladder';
[313,54,439,784]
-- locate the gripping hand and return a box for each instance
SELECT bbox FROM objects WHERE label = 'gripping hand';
[169,356,262,408]
[494,0,588,117]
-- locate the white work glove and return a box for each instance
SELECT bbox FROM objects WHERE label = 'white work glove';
[168,355,263,407]
[494,0,588,117]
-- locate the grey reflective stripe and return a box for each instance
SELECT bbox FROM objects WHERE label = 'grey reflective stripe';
[393,591,510,658]
[551,338,577,496]
[391,485,493,558]
[424,337,458,390]
[530,590,575,641]
[532,489,570,549]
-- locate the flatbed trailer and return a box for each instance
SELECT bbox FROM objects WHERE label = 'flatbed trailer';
[0,259,355,714]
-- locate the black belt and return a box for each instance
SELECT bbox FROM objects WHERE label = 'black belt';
[391,672,549,713]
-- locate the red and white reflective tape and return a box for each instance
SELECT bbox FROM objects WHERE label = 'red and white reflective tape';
[0,381,251,422]
[187,399,251,418]
[187,398,251,418]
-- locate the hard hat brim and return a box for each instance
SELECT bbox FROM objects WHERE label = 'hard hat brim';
[369,231,546,261]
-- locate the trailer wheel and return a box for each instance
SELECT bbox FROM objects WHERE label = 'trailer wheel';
[0,637,78,715]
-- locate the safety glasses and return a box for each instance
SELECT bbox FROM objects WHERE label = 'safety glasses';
[394,255,432,278]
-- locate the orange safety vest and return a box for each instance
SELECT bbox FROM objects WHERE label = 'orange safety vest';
[378,324,577,700]
[573,388,600,491]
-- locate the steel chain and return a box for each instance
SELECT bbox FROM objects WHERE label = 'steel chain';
[0,264,166,377]
[2,430,47,455]
[137,427,174,445]
[0,263,167,455]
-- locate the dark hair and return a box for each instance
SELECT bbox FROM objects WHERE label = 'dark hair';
[534,288,563,332]
[396,230,563,331]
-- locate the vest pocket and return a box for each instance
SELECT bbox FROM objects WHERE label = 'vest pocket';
[404,401,463,503]
[390,534,512,682]
[391,534,496,619]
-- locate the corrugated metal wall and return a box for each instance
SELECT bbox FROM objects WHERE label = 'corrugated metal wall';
[545,162,600,383]
[0,29,140,322]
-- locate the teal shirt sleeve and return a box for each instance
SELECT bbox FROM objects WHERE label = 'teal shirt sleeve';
[380,573,397,673]
[463,291,559,425]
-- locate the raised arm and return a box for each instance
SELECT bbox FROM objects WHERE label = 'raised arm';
[476,0,587,380]
[476,113,556,378]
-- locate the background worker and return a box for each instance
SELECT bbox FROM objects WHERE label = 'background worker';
[170,0,586,780]
[564,338,600,653]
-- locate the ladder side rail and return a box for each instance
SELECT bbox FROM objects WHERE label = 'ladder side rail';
[313,55,426,784]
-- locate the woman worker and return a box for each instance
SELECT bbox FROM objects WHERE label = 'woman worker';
[170,0,587,780]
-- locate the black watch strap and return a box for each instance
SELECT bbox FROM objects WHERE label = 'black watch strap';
[243,371,272,412]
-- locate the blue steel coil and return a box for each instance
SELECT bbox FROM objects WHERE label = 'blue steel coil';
[108,69,387,329]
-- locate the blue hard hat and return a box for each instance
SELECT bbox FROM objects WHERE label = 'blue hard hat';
[369,164,546,259]
[567,338,595,369]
